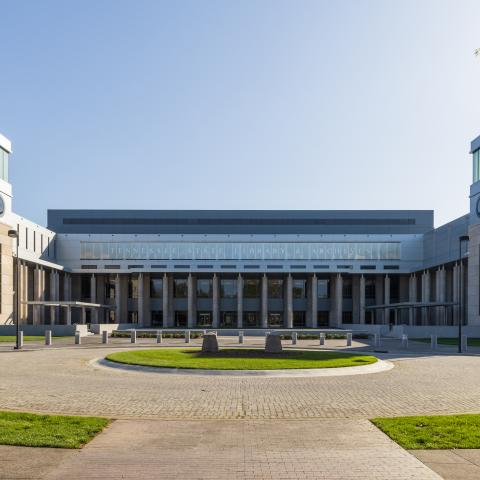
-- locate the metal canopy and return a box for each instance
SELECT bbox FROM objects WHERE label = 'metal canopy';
[24,301,112,309]
[365,301,457,311]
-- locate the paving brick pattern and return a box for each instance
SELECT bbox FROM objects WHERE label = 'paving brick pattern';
[45,419,441,480]
[0,341,478,420]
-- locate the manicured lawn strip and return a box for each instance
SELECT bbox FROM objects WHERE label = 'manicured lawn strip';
[413,338,480,346]
[106,348,377,370]
[0,336,71,342]
[372,414,480,449]
[0,411,109,448]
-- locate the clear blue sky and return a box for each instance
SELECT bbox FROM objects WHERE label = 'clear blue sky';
[1,0,479,227]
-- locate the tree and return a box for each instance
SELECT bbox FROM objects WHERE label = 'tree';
[476,48,480,56]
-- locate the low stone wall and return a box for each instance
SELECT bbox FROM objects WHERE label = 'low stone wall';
[90,323,136,334]
[0,324,77,336]
[344,323,480,338]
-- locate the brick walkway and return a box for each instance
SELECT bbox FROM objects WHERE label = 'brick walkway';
[44,419,441,480]
[0,343,479,419]
[0,341,478,479]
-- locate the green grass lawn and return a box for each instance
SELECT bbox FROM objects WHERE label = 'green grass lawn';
[372,414,480,449]
[0,336,70,342]
[0,411,110,448]
[106,348,378,370]
[413,337,480,346]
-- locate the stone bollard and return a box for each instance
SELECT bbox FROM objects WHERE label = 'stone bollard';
[431,334,437,351]
[265,333,282,353]
[156,331,162,344]
[401,334,408,349]
[292,332,297,345]
[346,333,352,347]
[75,332,81,345]
[319,332,325,346]
[185,330,191,344]
[461,335,468,353]
[374,333,380,348]
[102,330,108,344]
[45,330,52,346]
[18,331,24,349]
[131,330,137,344]
[202,332,219,353]
[239,331,244,344]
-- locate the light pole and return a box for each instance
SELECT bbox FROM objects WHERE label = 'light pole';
[8,229,20,350]
[458,235,469,353]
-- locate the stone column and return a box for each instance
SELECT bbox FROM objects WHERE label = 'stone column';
[332,273,343,327]
[168,275,174,327]
[237,273,243,328]
[33,266,40,325]
[187,273,195,328]
[212,274,219,328]
[90,273,98,324]
[115,274,121,323]
[421,270,431,325]
[452,263,460,325]
[162,273,169,327]
[310,274,318,328]
[384,275,391,324]
[435,267,446,325]
[144,273,151,327]
[49,270,59,325]
[408,274,417,325]
[352,275,360,324]
[261,274,268,328]
[138,273,144,326]
[66,305,72,325]
[21,262,28,323]
[285,274,293,328]
[63,273,72,301]
[375,275,384,324]
[359,275,366,324]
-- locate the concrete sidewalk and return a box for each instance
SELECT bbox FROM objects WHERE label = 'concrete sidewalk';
[41,419,440,480]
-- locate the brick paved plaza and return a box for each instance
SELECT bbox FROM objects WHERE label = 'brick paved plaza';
[0,337,479,479]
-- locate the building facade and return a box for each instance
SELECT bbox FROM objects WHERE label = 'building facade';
[1,132,480,330]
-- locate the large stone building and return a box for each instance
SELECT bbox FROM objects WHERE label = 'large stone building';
[1,132,480,331]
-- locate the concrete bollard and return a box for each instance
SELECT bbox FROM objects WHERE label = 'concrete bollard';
[102,330,108,344]
[431,334,437,351]
[401,334,408,349]
[346,333,352,347]
[374,333,380,348]
[45,330,52,346]
[185,330,190,344]
[156,330,162,344]
[18,331,24,349]
[239,331,244,344]
[292,332,297,345]
[319,332,325,346]
[461,335,468,353]
[75,332,81,345]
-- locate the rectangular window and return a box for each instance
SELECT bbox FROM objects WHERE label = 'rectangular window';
[317,311,329,327]
[244,311,259,327]
[197,279,212,298]
[342,311,353,323]
[220,279,237,298]
[473,149,480,183]
[151,310,163,327]
[292,279,306,299]
[268,279,283,298]
[128,276,139,299]
[33,232,36,252]
[81,275,90,300]
[293,311,306,327]
[174,311,187,327]
[105,276,116,299]
[244,279,260,298]
[197,311,212,327]
[174,279,188,298]
[220,311,237,327]
[343,279,352,299]
[128,311,138,324]
[150,277,163,298]
[268,312,283,328]
[317,279,329,299]
[107,310,116,323]
[365,279,376,299]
